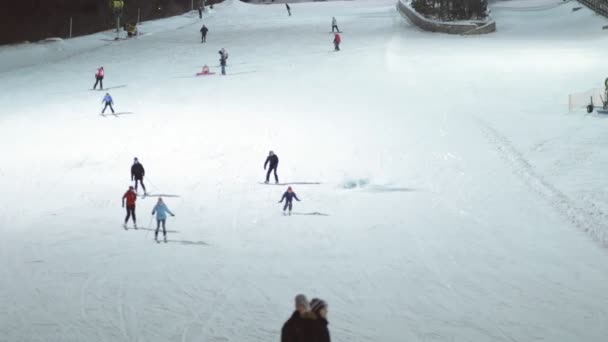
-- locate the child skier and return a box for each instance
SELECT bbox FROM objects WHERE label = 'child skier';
[93,66,104,90]
[152,197,175,243]
[131,157,147,195]
[200,25,208,42]
[264,150,279,184]
[331,17,340,33]
[101,93,114,114]
[278,186,300,215]
[122,185,137,229]
[333,33,341,51]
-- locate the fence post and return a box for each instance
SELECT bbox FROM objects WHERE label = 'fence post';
[69,17,73,39]
[137,8,141,25]
[116,15,120,40]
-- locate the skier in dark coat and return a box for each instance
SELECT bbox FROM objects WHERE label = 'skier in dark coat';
[220,53,227,75]
[198,4,203,18]
[131,157,147,194]
[281,294,317,342]
[219,48,228,74]
[279,186,300,215]
[264,150,279,184]
[200,25,208,42]
[310,298,331,342]
[286,3,291,16]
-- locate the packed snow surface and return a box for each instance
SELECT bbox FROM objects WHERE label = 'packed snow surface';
[1,0,608,341]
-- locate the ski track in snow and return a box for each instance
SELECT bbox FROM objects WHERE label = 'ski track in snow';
[477,118,608,246]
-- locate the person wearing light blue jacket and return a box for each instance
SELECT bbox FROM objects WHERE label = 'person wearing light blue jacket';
[151,197,175,243]
[101,93,115,114]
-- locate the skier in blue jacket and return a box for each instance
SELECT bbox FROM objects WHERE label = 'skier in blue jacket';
[278,186,300,215]
[151,197,175,243]
[101,93,115,114]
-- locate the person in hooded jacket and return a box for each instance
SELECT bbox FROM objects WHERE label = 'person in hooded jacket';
[152,197,175,243]
[278,186,300,215]
[310,298,331,342]
[93,66,104,90]
[281,294,317,342]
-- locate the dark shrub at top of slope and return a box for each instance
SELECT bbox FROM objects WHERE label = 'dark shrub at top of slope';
[1,0,225,45]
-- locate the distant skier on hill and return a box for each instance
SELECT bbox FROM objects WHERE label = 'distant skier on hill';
[151,197,175,243]
[93,66,104,90]
[219,48,228,75]
[220,53,227,75]
[200,25,208,42]
[198,4,203,18]
[264,150,279,184]
[122,185,137,229]
[333,33,341,51]
[286,3,291,16]
[101,93,114,114]
[331,17,340,33]
[279,186,300,215]
[131,157,147,195]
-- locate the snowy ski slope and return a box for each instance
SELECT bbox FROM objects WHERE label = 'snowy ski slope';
[1,0,608,341]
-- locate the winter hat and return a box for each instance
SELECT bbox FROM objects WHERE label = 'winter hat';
[294,294,309,309]
[287,186,293,192]
[310,298,327,313]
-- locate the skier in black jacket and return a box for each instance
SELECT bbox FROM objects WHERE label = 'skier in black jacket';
[264,150,279,184]
[131,157,147,194]
[279,186,300,215]
[200,25,208,42]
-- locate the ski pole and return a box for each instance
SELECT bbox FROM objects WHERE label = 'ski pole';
[146,214,154,238]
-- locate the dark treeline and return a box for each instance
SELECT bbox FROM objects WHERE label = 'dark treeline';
[1,0,223,45]
[412,0,488,20]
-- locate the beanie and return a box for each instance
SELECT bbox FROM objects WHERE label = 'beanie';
[310,298,327,313]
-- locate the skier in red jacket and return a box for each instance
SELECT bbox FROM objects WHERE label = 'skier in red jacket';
[122,185,137,229]
[333,33,341,51]
[93,67,104,90]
